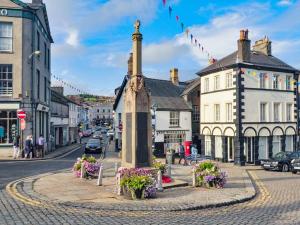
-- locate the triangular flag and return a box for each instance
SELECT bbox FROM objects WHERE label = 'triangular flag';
[168,6,172,17]
[176,15,179,21]
[185,29,189,38]
[190,34,193,43]
[162,0,166,6]
[181,22,184,32]
[195,39,197,45]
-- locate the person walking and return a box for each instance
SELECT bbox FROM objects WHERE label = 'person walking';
[24,135,33,159]
[12,135,20,159]
[191,144,198,164]
[37,135,45,158]
[178,143,187,166]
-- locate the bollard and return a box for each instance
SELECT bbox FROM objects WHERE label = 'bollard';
[114,162,119,175]
[80,164,85,179]
[192,167,196,187]
[116,173,122,195]
[97,165,103,186]
[156,170,163,192]
[167,163,171,178]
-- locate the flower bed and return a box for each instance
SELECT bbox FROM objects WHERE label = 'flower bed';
[118,168,157,199]
[73,155,101,178]
[193,161,227,188]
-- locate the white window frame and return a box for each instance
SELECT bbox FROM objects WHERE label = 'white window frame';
[286,76,292,90]
[273,75,279,89]
[204,78,209,92]
[273,103,280,122]
[214,75,220,90]
[260,102,267,122]
[226,103,232,122]
[192,105,200,122]
[286,103,293,122]
[169,111,180,127]
[0,22,13,52]
[225,72,232,88]
[259,73,268,89]
[0,64,13,96]
[214,104,220,122]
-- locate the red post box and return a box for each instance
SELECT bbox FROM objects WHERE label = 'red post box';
[184,141,192,156]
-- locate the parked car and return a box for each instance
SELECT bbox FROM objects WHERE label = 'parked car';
[107,130,114,137]
[83,129,92,137]
[261,151,300,172]
[93,131,103,139]
[101,128,107,134]
[85,138,102,154]
[291,156,300,174]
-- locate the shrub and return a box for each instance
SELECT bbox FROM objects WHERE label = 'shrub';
[194,161,227,189]
[73,155,100,178]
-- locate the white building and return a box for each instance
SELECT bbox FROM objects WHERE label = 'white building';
[68,100,80,143]
[114,66,192,155]
[197,30,299,165]
[88,103,113,125]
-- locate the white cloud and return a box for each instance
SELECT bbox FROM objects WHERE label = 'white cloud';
[65,29,80,47]
[277,0,293,6]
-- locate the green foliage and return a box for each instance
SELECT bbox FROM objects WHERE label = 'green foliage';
[198,161,215,171]
[121,175,152,191]
[153,161,166,174]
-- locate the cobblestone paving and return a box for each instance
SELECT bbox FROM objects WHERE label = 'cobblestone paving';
[1,169,300,224]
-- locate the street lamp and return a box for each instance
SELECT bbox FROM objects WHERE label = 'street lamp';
[151,103,158,146]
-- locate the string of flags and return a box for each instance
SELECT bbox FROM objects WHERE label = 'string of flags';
[162,0,217,63]
[51,74,91,95]
[240,68,300,86]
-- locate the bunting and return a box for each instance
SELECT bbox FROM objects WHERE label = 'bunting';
[162,2,216,62]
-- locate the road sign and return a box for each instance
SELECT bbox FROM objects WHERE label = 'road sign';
[20,119,26,130]
[17,110,26,119]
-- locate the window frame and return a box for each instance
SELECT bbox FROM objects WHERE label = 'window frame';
[226,103,232,122]
[0,64,13,96]
[273,103,280,122]
[214,104,220,122]
[169,111,180,127]
[0,22,13,52]
[225,72,232,88]
[286,103,292,122]
[204,78,209,92]
[286,76,292,90]
[214,75,220,90]
[273,74,279,89]
[260,102,267,122]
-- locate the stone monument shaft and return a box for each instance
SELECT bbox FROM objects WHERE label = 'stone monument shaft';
[121,20,152,168]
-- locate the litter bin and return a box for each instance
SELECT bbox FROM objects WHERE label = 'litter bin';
[166,150,175,164]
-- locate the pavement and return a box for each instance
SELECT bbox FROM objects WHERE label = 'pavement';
[0,143,82,162]
[1,139,300,224]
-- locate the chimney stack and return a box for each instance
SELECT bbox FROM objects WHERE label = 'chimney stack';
[127,53,133,77]
[52,86,64,95]
[170,68,179,86]
[237,29,251,62]
[32,0,43,4]
[253,36,272,56]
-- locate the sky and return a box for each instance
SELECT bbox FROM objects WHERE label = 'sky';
[23,0,300,96]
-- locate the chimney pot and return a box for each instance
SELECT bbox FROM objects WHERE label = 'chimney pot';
[170,68,179,86]
[253,37,272,56]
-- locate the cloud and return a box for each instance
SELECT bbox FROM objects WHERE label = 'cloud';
[65,29,80,47]
[277,0,293,6]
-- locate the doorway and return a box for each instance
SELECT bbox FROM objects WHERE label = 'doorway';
[227,137,234,162]
[244,137,255,164]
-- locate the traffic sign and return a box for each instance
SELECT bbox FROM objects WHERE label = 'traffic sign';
[20,119,26,130]
[17,110,26,119]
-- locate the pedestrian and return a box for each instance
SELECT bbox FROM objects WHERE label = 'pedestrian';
[79,132,83,144]
[37,135,45,158]
[191,144,198,163]
[12,135,20,159]
[178,143,187,166]
[24,135,33,159]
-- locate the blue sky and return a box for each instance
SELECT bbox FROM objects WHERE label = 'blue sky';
[24,0,300,96]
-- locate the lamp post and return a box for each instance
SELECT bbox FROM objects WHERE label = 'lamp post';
[151,103,158,148]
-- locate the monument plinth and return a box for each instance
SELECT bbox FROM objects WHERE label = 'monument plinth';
[121,20,152,168]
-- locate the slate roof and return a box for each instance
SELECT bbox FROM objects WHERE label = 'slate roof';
[144,78,191,111]
[113,76,192,111]
[197,51,298,76]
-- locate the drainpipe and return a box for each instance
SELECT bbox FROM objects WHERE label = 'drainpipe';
[31,14,36,146]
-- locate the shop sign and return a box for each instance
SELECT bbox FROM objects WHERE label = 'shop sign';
[36,104,49,112]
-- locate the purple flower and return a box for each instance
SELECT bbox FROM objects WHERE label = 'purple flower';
[204,175,215,183]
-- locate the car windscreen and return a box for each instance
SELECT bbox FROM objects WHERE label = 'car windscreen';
[273,152,290,160]
[87,140,100,145]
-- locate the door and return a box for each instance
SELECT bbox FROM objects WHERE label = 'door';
[205,136,211,156]
[215,136,223,159]
[285,135,293,152]
[272,136,281,156]
[258,137,268,160]
[244,137,254,164]
[228,137,234,162]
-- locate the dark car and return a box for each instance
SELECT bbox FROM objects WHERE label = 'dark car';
[85,139,102,154]
[291,156,300,174]
[92,131,103,140]
[261,151,300,172]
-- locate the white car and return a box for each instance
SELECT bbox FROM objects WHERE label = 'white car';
[107,130,114,137]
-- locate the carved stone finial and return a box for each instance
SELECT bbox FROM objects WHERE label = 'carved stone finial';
[134,20,141,33]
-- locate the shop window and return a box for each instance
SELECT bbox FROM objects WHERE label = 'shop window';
[0,64,13,96]
[0,110,18,144]
[169,111,180,127]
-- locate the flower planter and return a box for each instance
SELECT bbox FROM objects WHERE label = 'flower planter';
[131,189,145,200]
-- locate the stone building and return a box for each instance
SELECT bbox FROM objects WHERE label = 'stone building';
[0,0,53,153]
[50,87,69,150]
[198,30,299,165]
[88,102,113,125]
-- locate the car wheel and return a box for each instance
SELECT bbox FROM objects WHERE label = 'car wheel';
[282,164,289,172]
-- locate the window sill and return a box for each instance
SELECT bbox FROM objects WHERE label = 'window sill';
[169,126,181,128]
[0,51,13,54]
